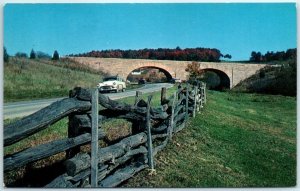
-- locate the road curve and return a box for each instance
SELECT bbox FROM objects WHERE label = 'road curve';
[4,83,173,119]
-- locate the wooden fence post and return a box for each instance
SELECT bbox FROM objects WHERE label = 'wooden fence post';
[135,91,142,105]
[200,83,204,109]
[91,88,99,187]
[196,81,200,113]
[146,95,154,170]
[185,83,190,121]
[193,85,198,118]
[161,87,167,105]
[66,90,80,159]
[203,83,207,104]
[169,92,177,140]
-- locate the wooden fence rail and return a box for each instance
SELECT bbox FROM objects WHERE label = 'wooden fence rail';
[4,81,207,188]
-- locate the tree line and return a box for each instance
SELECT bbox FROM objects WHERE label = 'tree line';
[28,49,60,60]
[3,47,60,62]
[70,47,232,62]
[249,48,296,62]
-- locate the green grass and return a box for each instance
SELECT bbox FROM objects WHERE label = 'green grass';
[124,90,296,187]
[4,57,102,102]
[119,85,177,106]
[4,87,296,187]
[4,118,68,156]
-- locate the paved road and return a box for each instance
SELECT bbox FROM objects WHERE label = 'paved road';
[4,83,173,119]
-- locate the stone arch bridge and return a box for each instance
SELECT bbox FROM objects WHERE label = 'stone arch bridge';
[70,57,267,89]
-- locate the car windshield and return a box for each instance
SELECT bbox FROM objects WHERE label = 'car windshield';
[103,77,117,81]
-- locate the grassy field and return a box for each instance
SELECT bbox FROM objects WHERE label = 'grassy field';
[4,87,296,187]
[4,57,102,102]
[124,91,296,187]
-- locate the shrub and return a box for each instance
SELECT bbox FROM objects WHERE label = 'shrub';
[36,51,51,59]
[15,52,28,58]
[233,60,296,96]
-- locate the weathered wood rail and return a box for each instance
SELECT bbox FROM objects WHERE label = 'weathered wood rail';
[4,81,207,187]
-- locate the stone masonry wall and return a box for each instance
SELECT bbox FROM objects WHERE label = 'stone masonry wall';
[70,57,267,88]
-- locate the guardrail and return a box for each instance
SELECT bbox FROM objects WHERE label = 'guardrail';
[4,81,207,188]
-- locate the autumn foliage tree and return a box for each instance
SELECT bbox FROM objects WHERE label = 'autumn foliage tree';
[185,62,204,81]
[71,47,227,62]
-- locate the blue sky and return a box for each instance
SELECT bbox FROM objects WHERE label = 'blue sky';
[4,3,296,61]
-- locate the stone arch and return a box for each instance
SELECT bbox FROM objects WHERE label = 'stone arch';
[126,65,173,82]
[200,68,231,90]
[126,63,174,81]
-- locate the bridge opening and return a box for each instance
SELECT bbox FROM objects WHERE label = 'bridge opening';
[199,69,230,90]
[127,67,172,84]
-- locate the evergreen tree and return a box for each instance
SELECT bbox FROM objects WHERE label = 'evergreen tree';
[4,47,9,62]
[223,54,232,59]
[52,50,59,60]
[30,49,36,59]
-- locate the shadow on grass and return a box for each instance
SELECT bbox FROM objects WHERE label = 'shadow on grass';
[5,158,66,187]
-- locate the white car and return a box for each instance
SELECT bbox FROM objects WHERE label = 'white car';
[97,76,126,93]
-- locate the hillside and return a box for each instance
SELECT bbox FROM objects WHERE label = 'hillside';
[4,58,102,102]
[232,59,296,96]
